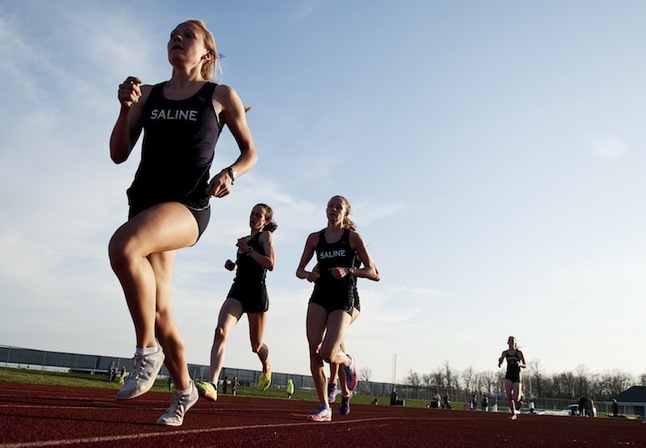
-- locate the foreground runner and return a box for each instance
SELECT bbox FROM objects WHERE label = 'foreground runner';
[108,18,257,426]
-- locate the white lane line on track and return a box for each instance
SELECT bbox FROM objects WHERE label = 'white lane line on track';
[0,404,168,412]
[0,417,404,448]
[0,405,295,413]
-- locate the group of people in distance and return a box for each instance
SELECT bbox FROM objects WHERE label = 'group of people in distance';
[107,18,379,426]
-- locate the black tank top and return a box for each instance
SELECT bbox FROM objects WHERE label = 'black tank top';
[505,350,522,375]
[315,228,357,287]
[233,232,267,286]
[128,82,222,210]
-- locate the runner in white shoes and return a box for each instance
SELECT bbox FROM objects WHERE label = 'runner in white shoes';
[108,18,257,425]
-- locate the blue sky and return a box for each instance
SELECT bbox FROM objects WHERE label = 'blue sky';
[1,0,644,384]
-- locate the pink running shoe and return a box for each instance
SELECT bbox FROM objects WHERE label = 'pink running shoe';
[343,354,358,391]
[307,405,332,422]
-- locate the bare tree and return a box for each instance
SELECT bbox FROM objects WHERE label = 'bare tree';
[462,366,475,391]
[475,370,497,394]
[405,369,422,386]
[598,370,634,398]
[494,369,505,392]
[574,364,591,398]
[359,367,372,382]
[443,361,459,389]
[432,367,445,388]
[527,359,543,398]
[417,361,637,403]
[545,371,577,398]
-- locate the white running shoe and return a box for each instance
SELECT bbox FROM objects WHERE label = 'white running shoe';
[307,405,332,422]
[157,382,199,426]
[116,349,165,400]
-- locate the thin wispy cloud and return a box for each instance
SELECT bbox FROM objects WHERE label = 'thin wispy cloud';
[587,134,627,160]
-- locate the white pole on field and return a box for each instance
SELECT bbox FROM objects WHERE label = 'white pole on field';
[392,353,397,388]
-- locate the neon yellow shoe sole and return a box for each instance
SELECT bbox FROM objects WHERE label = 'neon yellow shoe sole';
[258,368,272,391]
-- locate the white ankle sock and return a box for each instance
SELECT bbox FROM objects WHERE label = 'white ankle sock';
[178,383,193,395]
[136,346,158,356]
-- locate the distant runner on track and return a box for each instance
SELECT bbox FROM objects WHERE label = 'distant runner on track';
[498,336,526,420]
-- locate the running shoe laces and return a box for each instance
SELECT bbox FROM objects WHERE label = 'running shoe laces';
[157,382,199,426]
[116,349,165,400]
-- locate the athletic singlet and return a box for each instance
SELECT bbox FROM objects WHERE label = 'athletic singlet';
[315,229,356,282]
[309,228,358,313]
[127,82,222,212]
[504,350,522,381]
[227,232,270,313]
[232,232,267,287]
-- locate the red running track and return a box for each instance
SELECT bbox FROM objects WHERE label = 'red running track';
[0,382,644,448]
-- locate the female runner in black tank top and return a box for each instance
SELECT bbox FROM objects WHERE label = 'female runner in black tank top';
[108,19,257,426]
[296,195,379,422]
[196,204,276,401]
[497,336,526,420]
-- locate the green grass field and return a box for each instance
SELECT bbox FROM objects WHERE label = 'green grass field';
[0,366,429,408]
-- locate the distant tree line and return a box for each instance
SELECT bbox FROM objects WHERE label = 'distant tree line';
[403,360,644,401]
